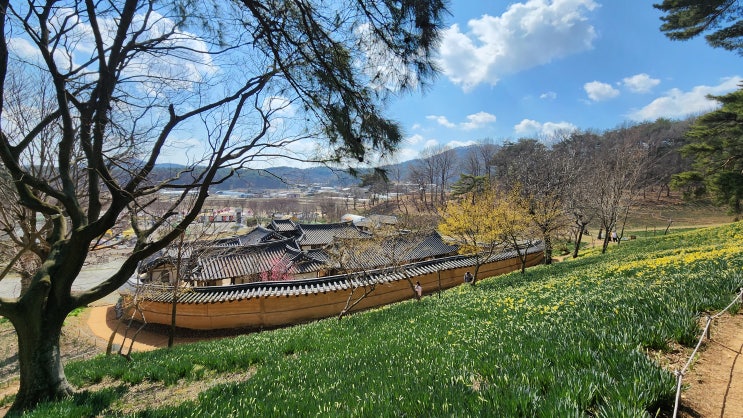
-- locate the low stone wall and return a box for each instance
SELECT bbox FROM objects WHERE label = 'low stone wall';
[132,251,544,330]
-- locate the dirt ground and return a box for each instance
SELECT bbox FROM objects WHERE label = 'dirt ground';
[675,312,743,418]
[1,307,742,416]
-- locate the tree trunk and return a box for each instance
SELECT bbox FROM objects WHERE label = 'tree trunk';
[511,238,527,274]
[472,263,481,286]
[572,223,586,259]
[601,227,611,253]
[437,269,442,297]
[10,308,74,413]
[542,233,553,265]
[19,272,33,296]
[169,233,185,348]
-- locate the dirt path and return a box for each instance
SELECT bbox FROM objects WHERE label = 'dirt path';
[678,312,743,418]
[86,305,215,352]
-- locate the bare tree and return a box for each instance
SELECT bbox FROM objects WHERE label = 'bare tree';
[462,138,499,179]
[0,0,446,412]
[106,282,151,360]
[324,232,377,320]
[588,126,648,253]
[493,139,572,264]
[551,131,599,258]
[431,146,458,205]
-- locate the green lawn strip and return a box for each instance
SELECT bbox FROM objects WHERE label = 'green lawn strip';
[40,223,743,417]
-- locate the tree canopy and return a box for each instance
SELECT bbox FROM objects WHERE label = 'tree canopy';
[675,88,743,213]
[654,0,743,54]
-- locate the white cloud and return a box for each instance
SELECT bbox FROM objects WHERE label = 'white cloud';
[446,139,477,149]
[426,115,457,128]
[461,112,497,130]
[8,38,41,60]
[514,119,543,135]
[394,147,420,163]
[540,91,557,100]
[423,139,440,149]
[514,119,576,137]
[584,81,620,101]
[262,96,295,117]
[426,112,496,130]
[622,73,660,93]
[628,76,743,121]
[439,0,599,91]
[406,134,426,145]
[541,121,578,136]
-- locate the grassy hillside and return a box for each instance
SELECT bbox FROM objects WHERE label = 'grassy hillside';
[15,223,743,417]
[624,195,733,232]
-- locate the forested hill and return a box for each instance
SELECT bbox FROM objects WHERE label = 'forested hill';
[148,147,467,190]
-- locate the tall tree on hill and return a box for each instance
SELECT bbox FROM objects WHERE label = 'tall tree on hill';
[432,146,458,205]
[552,131,601,258]
[450,173,487,204]
[633,118,693,199]
[589,127,648,253]
[655,2,743,214]
[0,0,447,412]
[410,145,457,208]
[654,0,743,54]
[462,138,499,179]
[492,138,572,264]
[359,169,390,207]
[675,89,743,214]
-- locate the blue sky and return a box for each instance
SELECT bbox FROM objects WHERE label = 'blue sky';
[7,1,740,169]
[385,0,742,163]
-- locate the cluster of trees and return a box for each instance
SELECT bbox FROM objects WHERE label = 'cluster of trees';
[654,0,743,212]
[434,119,693,276]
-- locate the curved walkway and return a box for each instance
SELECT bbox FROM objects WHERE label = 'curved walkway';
[86,305,209,352]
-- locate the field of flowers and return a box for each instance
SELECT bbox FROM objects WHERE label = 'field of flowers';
[32,223,743,416]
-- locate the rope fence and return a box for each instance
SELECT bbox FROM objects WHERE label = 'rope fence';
[672,287,743,418]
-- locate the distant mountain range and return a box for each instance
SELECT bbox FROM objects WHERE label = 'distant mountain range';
[151,146,471,191]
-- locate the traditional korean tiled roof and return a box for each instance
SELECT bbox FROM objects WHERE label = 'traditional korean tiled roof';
[355,214,397,229]
[283,247,331,274]
[189,239,300,282]
[138,245,196,273]
[138,224,458,281]
[297,222,369,247]
[395,230,459,260]
[332,230,458,271]
[269,218,298,233]
[136,243,543,304]
[232,226,284,246]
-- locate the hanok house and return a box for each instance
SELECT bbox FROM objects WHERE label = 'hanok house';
[135,218,458,287]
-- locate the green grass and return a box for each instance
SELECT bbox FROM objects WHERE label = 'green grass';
[25,223,743,416]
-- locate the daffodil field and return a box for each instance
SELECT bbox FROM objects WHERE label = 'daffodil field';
[38,223,743,417]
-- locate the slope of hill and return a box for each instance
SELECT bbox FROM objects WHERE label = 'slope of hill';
[6,223,743,416]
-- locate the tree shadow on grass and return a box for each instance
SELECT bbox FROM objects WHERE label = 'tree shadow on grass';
[19,385,128,417]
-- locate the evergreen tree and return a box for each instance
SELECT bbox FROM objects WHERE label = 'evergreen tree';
[655,0,743,54]
[675,88,743,213]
